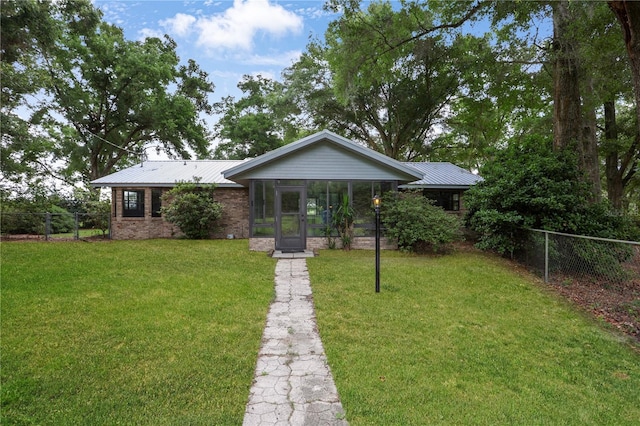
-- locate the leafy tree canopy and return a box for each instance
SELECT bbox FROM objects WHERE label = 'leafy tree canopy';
[1,0,215,194]
[213,75,303,159]
[285,1,488,161]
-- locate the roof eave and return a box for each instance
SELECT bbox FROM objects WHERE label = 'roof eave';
[90,182,245,189]
[399,184,475,190]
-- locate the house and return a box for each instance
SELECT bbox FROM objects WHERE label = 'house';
[91,130,482,250]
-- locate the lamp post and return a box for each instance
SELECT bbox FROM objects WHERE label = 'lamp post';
[373,195,381,293]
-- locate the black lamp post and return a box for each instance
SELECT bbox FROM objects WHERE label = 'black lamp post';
[373,195,381,293]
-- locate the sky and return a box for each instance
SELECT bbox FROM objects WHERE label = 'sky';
[94,0,341,102]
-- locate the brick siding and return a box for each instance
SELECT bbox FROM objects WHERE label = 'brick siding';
[110,187,248,240]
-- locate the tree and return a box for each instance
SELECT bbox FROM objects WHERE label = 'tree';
[609,1,640,134]
[2,0,215,191]
[213,75,301,159]
[285,1,475,161]
[161,181,223,239]
[465,136,636,257]
[603,100,639,211]
[551,1,603,199]
[1,0,59,190]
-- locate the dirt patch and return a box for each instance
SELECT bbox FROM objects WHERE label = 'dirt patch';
[548,274,639,342]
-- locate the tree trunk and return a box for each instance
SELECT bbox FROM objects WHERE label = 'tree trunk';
[609,1,640,139]
[581,78,602,201]
[552,1,582,152]
[552,1,601,200]
[604,101,624,210]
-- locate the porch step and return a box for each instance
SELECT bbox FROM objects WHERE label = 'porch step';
[271,250,316,258]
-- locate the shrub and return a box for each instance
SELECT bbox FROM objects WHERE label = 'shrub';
[465,136,639,257]
[332,194,355,250]
[161,181,223,239]
[382,191,462,253]
[48,205,75,233]
[85,199,111,236]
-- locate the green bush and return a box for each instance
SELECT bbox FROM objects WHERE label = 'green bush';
[161,181,223,239]
[465,136,639,257]
[0,209,44,234]
[85,199,111,236]
[382,190,462,253]
[49,205,75,233]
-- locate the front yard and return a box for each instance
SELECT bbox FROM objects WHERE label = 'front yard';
[1,240,275,425]
[2,240,639,425]
[308,249,640,425]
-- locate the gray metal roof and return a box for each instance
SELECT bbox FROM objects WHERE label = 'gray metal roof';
[402,162,483,189]
[223,130,424,185]
[90,148,482,191]
[91,160,246,188]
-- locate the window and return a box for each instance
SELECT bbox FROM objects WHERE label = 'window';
[152,189,162,217]
[251,181,275,237]
[423,190,460,211]
[123,190,145,217]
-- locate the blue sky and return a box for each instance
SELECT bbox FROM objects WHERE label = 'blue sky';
[94,0,341,101]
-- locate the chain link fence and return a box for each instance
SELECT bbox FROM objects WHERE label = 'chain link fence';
[1,212,111,241]
[518,229,640,289]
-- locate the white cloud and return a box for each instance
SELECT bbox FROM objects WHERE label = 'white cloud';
[192,0,303,50]
[242,49,302,66]
[137,27,164,41]
[160,13,197,37]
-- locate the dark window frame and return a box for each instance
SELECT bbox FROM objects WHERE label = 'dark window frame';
[422,189,461,211]
[123,189,145,217]
[152,189,162,217]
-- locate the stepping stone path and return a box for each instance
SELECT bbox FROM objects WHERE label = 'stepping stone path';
[243,258,348,426]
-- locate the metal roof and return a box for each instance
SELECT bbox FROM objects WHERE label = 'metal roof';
[91,160,246,188]
[401,162,483,189]
[223,129,424,184]
[90,149,482,191]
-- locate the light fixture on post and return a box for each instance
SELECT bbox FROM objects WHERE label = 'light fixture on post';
[373,195,381,293]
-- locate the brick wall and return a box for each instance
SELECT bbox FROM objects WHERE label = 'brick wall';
[111,187,249,240]
[211,188,250,239]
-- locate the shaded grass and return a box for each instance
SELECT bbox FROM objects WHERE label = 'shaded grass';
[308,249,640,425]
[1,240,276,425]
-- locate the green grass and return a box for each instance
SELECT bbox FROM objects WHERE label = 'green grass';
[307,249,640,425]
[48,228,108,239]
[1,240,276,425]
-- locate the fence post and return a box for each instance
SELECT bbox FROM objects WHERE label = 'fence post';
[75,212,79,240]
[544,231,549,283]
[45,212,51,241]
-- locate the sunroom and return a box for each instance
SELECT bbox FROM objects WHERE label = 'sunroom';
[223,130,424,252]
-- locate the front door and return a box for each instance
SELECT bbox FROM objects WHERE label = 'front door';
[276,187,306,252]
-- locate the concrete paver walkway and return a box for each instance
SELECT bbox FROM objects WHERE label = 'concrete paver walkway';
[243,258,348,426]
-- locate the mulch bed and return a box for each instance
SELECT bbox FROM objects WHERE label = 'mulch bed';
[549,275,640,342]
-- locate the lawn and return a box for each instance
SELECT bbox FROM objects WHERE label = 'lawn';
[1,240,276,425]
[307,249,640,425]
[4,241,639,425]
